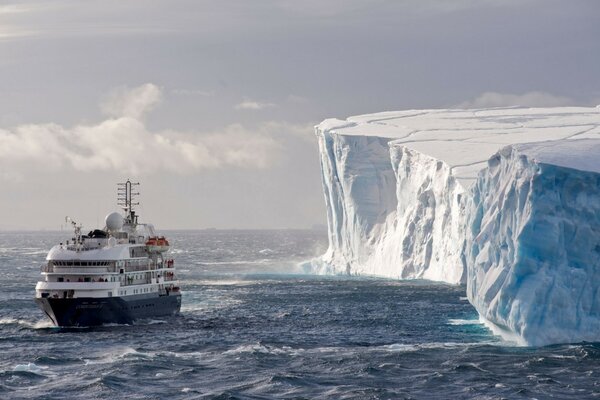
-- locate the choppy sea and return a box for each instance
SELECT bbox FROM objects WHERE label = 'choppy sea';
[1,230,600,399]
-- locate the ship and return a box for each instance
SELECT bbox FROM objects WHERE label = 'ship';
[35,180,182,327]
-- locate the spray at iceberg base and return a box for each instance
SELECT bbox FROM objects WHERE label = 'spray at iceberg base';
[311,108,600,346]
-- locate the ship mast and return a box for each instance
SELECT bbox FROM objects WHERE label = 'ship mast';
[117,179,140,228]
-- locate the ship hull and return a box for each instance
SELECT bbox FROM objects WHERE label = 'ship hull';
[35,292,182,327]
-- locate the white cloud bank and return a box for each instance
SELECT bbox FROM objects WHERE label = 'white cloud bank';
[457,91,574,108]
[0,84,307,177]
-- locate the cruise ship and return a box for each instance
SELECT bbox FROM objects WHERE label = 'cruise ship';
[35,180,182,326]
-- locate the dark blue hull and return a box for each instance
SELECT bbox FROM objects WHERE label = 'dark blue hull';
[35,292,182,327]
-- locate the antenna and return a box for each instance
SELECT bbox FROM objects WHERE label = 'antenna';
[65,216,83,251]
[117,179,140,226]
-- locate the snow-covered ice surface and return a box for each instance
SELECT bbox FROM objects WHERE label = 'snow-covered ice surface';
[312,107,600,346]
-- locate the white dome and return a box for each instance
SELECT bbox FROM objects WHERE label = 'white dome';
[105,212,124,231]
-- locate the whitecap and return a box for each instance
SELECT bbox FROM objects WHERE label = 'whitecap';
[0,317,54,329]
[381,343,419,352]
[83,347,150,365]
[223,343,304,356]
[13,362,46,374]
[181,298,242,313]
[0,317,26,326]
[548,354,578,360]
[23,250,48,255]
[447,318,482,326]
[136,319,166,325]
[258,248,275,255]
[380,341,494,353]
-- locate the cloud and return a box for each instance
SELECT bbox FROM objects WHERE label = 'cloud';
[101,83,162,119]
[0,84,305,176]
[456,91,574,109]
[234,100,276,111]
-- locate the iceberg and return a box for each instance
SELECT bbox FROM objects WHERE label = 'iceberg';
[314,107,600,345]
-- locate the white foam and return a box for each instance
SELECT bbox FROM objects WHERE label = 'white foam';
[136,319,166,325]
[380,342,478,352]
[0,317,54,329]
[13,362,46,374]
[447,319,483,326]
[83,347,144,365]
[258,248,275,255]
[222,343,304,356]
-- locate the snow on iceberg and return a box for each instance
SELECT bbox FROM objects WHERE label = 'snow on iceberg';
[313,107,600,345]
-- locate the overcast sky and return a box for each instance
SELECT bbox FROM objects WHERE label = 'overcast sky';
[1,0,599,230]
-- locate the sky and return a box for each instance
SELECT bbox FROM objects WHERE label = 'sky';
[0,0,599,230]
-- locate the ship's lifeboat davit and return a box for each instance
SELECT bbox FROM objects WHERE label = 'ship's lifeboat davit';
[146,236,170,253]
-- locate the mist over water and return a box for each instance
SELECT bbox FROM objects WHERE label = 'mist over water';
[1,230,600,399]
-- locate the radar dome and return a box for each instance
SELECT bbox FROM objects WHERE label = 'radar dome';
[105,212,124,231]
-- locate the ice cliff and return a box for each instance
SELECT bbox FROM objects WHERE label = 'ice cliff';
[314,107,600,345]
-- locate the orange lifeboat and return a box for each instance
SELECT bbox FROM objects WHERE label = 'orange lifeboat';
[146,236,170,253]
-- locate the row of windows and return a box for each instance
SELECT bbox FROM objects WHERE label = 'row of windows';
[52,261,110,266]
[119,287,155,296]
[133,287,154,294]
[56,276,117,282]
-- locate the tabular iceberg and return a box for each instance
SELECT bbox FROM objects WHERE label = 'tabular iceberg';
[313,107,600,345]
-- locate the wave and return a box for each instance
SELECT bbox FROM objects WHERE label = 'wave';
[258,248,275,255]
[136,319,167,325]
[380,342,490,353]
[180,299,242,313]
[83,347,219,367]
[447,318,483,326]
[220,341,499,358]
[223,343,305,356]
[0,317,54,329]
[12,362,48,375]
[83,347,147,365]
[22,250,48,255]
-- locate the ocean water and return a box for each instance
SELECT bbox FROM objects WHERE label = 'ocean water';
[1,230,600,399]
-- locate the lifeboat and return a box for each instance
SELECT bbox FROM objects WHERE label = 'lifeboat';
[146,236,170,253]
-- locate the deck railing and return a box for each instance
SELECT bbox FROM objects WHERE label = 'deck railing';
[40,261,173,274]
